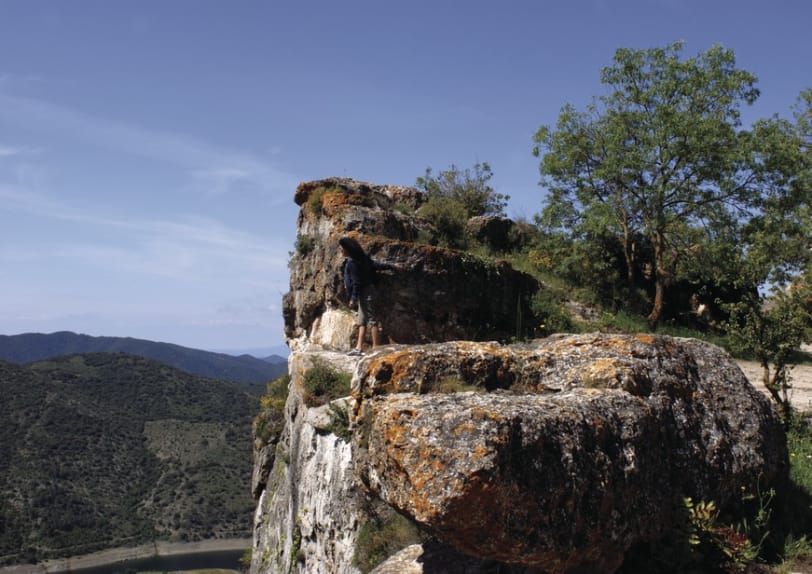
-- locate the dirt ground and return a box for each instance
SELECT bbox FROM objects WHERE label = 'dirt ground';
[736,359,812,413]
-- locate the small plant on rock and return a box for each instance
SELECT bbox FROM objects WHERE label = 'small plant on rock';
[353,509,422,573]
[295,234,316,257]
[327,402,351,442]
[302,361,351,407]
[307,184,340,215]
[254,374,290,448]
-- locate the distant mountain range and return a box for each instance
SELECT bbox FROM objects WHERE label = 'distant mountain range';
[0,331,287,384]
[0,353,258,565]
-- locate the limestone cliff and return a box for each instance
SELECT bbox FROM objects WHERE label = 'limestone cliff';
[282,178,540,353]
[249,179,788,574]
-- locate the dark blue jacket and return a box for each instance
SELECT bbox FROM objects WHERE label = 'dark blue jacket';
[343,256,392,302]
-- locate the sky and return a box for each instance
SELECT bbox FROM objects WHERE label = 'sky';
[0,0,809,354]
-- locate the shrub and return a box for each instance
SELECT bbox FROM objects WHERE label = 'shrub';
[596,309,649,334]
[353,509,422,573]
[416,162,508,217]
[295,234,316,257]
[416,196,469,249]
[393,201,415,216]
[327,402,351,442]
[302,362,351,407]
[239,547,252,572]
[260,374,290,412]
[789,417,812,496]
[530,289,574,336]
[254,374,290,447]
[307,184,341,215]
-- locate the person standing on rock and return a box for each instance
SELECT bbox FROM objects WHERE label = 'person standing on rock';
[339,236,394,355]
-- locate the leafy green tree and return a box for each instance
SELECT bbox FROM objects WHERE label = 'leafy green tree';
[723,89,812,420]
[533,42,808,328]
[726,286,811,421]
[416,161,509,217]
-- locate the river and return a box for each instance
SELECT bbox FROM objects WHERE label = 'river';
[0,539,251,574]
[53,549,244,574]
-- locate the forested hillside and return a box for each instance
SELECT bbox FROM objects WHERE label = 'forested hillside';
[0,353,258,565]
[0,331,286,384]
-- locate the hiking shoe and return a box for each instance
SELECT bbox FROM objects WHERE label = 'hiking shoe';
[347,348,363,356]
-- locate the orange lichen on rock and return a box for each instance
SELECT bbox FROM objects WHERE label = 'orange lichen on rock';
[633,334,657,345]
[454,422,477,435]
[470,406,504,422]
[319,191,351,212]
[365,350,420,394]
[582,358,628,389]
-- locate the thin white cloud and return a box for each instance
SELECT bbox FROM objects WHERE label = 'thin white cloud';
[0,92,299,196]
[0,184,291,280]
[189,167,253,196]
[0,145,25,157]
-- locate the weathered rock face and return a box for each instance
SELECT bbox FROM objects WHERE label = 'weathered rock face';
[250,352,366,574]
[250,178,789,574]
[282,178,540,353]
[351,335,787,572]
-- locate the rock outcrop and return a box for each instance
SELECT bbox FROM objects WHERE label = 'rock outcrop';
[250,178,789,574]
[282,178,540,353]
[352,335,786,572]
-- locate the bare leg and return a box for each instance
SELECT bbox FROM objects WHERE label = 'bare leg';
[355,325,366,350]
[371,325,380,347]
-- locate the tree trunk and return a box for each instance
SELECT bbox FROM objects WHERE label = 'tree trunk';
[647,231,666,329]
[763,363,791,422]
[647,276,665,329]
[621,209,635,286]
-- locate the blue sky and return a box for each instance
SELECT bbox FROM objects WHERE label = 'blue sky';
[0,0,809,354]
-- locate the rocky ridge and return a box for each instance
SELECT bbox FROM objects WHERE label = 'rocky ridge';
[249,178,789,574]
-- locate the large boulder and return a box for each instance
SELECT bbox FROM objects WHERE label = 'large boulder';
[351,334,788,573]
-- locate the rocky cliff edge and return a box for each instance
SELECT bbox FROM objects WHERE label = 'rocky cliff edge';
[250,179,788,574]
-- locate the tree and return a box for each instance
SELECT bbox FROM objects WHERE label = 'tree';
[723,89,812,421]
[533,42,807,328]
[416,162,509,218]
[726,286,810,422]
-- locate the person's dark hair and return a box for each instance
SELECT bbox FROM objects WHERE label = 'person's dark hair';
[339,236,366,260]
[340,236,377,285]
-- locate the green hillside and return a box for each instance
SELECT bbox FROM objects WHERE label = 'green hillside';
[0,332,287,385]
[0,353,259,566]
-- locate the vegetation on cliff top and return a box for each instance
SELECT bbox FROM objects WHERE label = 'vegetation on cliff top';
[407,42,812,572]
[421,43,811,423]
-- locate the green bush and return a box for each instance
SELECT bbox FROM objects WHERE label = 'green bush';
[239,547,252,572]
[416,196,469,249]
[596,309,649,334]
[254,374,290,447]
[353,510,422,573]
[393,201,415,216]
[789,418,812,494]
[307,184,342,215]
[261,374,290,411]
[531,289,574,336]
[302,362,351,407]
[295,234,316,257]
[327,402,351,442]
[416,162,508,217]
